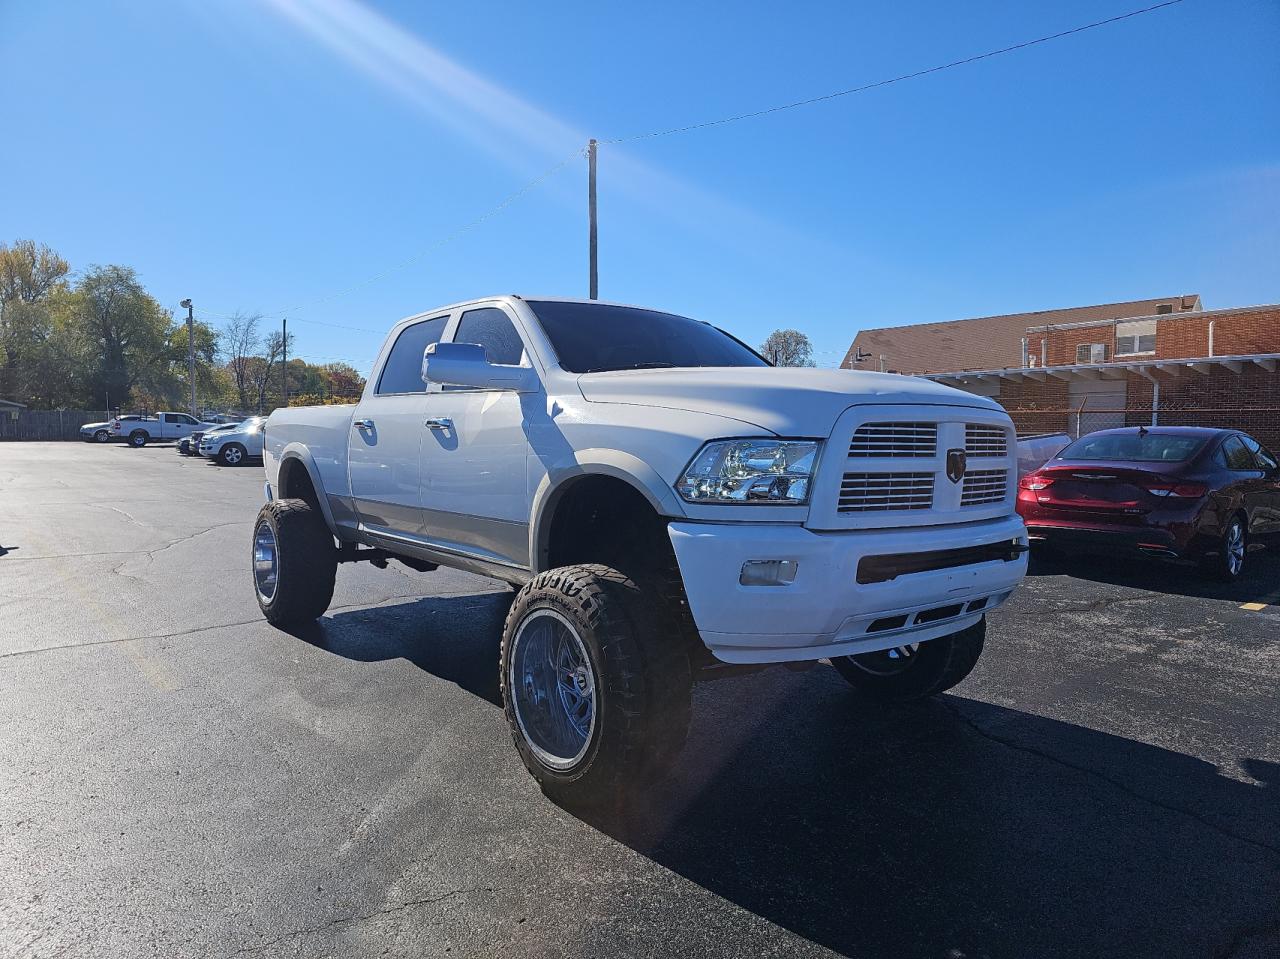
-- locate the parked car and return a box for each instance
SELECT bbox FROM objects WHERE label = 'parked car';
[1017,426,1280,580]
[200,416,264,465]
[181,421,243,456]
[110,411,217,447]
[80,414,142,443]
[252,295,1029,803]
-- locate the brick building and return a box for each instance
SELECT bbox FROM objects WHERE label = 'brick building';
[842,297,1280,448]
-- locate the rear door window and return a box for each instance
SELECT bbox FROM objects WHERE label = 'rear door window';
[1219,436,1257,471]
[377,316,448,395]
[1240,435,1277,470]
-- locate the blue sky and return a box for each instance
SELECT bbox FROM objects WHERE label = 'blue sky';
[1,0,1276,374]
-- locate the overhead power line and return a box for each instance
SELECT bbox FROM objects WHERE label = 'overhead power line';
[600,0,1186,144]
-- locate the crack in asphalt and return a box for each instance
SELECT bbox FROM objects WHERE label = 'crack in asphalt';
[109,522,249,581]
[941,700,1280,861]
[1003,594,1159,616]
[224,886,500,957]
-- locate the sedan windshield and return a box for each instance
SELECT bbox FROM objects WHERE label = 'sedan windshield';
[1057,432,1206,463]
[526,300,769,374]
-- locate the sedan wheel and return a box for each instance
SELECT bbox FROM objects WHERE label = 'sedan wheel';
[1204,516,1247,582]
[94,429,110,443]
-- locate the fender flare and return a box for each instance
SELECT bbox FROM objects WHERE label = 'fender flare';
[276,443,343,538]
[528,449,687,574]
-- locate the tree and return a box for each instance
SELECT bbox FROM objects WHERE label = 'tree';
[221,312,262,411]
[760,328,816,367]
[249,328,294,413]
[0,240,71,402]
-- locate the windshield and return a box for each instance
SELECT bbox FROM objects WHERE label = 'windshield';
[1057,432,1206,463]
[526,300,769,374]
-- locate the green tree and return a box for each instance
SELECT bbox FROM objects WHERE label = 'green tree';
[760,328,816,367]
[0,239,71,402]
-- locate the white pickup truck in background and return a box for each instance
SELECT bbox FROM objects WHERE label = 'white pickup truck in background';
[111,411,216,447]
[253,296,1029,804]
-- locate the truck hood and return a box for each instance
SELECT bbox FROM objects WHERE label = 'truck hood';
[575,367,1000,436]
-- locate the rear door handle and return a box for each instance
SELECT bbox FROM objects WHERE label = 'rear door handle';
[353,418,374,431]
[424,417,453,431]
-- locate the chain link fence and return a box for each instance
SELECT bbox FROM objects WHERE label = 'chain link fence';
[1006,397,1280,447]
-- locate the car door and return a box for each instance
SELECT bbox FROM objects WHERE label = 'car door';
[1240,434,1280,533]
[418,305,538,568]
[164,413,200,440]
[1218,434,1269,533]
[347,314,449,537]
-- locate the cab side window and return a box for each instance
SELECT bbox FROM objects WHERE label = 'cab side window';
[376,316,448,395]
[1220,436,1257,471]
[453,308,526,366]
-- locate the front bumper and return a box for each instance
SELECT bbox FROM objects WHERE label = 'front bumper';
[668,515,1027,665]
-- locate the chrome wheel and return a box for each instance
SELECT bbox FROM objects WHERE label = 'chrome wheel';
[253,521,278,602]
[223,446,243,465]
[94,430,110,443]
[846,643,922,677]
[509,609,596,771]
[1225,521,1245,576]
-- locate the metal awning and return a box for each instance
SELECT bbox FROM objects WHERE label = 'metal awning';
[922,352,1280,387]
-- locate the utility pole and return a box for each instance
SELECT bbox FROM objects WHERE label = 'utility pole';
[588,138,598,300]
[281,317,288,410]
[180,299,196,417]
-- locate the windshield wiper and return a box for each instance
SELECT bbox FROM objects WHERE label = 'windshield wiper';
[584,362,679,373]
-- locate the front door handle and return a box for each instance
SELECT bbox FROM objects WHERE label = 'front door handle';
[424,417,453,431]
[353,418,374,431]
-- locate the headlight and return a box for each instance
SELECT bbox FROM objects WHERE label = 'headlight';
[676,439,819,505]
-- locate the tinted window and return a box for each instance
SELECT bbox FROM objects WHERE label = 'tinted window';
[1058,432,1206,463]
[169,413,198,425]
[453,307,526,366]
[1242,436,1279,469]
[1220,435,1258,471]
[377,316,448,394]
[527,300,769,374]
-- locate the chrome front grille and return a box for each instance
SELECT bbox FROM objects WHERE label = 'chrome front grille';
[965,424,1008,457]
[838,472,934,512]
[848,422,937,458]
[961,468,1008,506]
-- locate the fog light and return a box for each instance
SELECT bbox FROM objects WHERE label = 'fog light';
[739,559,798,586]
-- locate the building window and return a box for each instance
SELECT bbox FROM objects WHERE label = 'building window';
[1115,319,1156,356]
[1156,304,1173,314]
[1076,343,1107,364]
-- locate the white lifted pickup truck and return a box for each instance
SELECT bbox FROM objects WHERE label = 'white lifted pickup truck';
[254,296,1028,802]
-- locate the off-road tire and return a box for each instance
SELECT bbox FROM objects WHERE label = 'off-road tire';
[500,564,692,806]
[1202,514,1247,583]
[832,616,986,701]
[128,430,149,448]
[252,499,337,626]
[219,443,246,467]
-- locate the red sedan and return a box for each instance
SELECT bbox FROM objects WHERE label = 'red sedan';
[1017,426,1280,581]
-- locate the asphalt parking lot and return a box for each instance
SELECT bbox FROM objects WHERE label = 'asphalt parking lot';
[2,442,1278,959]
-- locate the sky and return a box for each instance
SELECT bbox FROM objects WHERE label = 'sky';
[1,0,1277,375]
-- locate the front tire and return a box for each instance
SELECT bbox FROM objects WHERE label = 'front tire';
[128,430,149,447]
[94,429,110,443]
[252,499,337,626]
[832,617,986,701]
[219,443,246,466]
[500,564,692,806]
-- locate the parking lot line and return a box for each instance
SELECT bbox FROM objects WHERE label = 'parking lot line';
[1240,589,1280,612]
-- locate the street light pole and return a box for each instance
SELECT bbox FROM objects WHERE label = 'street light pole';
[180,299,196,417]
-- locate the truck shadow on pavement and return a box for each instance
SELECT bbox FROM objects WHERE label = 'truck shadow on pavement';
[292,595,1279,959]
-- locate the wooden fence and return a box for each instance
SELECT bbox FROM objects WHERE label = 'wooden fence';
[0,410,113,442]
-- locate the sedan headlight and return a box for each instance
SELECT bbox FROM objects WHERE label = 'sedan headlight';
[676,439,819,505]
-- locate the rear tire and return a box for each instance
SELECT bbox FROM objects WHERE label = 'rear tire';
[832,617,986,701]
[1203,515,1247,582]
[252,499,337,626]
[500,564,692,806]
[128,430,148,448]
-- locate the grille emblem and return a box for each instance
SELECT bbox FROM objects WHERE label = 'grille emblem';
[946,448,967,484]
